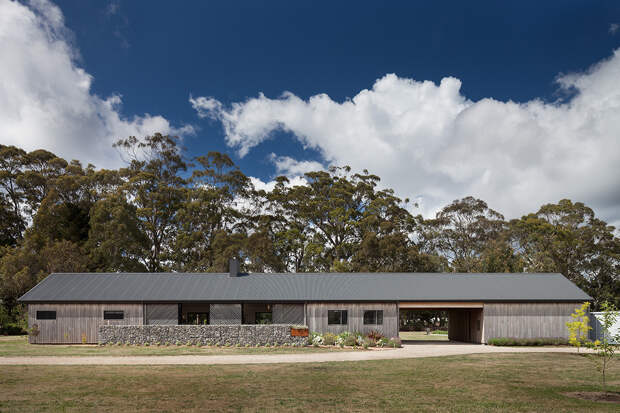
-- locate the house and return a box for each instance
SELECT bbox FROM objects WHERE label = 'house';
[18,260,591,344]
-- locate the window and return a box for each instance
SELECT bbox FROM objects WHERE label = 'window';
[186,312,209,325]
[255,312,273,324]
[36,311,56,320]
[103,311,124,320]
[328,310,348,325]
[363,310,383,325]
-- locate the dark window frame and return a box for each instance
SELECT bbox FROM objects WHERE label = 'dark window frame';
[363,310,383,325]
[36,310,56,320]
[103,310,124,320]
[327,310,348,325]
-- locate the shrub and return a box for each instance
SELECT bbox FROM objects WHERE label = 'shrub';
[312,334,324,347]
[377,337,389,348]
[323,333,337,346]
[344,335,357,347]
[1,323,27,335]
[487,337,569,346]
[364,337,376,348]
[388,337,402,348]
[308,331,320,345]
[367,330,384,341]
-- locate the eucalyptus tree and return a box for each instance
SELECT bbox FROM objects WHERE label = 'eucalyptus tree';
[422,196,508,272]
[510,200,620,308]
[173,151,252,272]
[114,134,188,271]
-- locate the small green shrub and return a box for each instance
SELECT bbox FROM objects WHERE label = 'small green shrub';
[364,337,376,347]
[377,337,389,347]
[487,337,569,346]
[344,335,357,347]
[311,333,324,347]
[323,333,337,346]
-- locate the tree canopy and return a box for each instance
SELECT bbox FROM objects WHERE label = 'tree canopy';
[0,137,618,324]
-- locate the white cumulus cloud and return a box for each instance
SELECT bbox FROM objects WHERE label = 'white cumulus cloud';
[191,51,620,225]
[0,0,193,168]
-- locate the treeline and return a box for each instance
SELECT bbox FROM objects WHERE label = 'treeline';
[0,134,618,325]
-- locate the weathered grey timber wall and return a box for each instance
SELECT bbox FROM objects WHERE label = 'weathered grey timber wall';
[273,304,304,325]
[98,325,308,346]
[210,304,242,324]
[145,304,178,325]
[483,302,580,343]
[306,302,398,337]
[28,303,143,344]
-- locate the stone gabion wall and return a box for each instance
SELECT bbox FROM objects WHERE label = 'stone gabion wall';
[98,324,308,346]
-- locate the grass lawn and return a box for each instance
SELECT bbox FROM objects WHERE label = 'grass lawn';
[1,353,618,412]
[400,331,450,341]
[0,335,351,357]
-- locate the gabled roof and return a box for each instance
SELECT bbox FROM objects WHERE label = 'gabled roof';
[18,272,591,303]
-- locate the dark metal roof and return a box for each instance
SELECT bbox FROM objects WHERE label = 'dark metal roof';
[18,272,591,303]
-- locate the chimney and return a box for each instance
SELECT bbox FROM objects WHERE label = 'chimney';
[229,258,240,277]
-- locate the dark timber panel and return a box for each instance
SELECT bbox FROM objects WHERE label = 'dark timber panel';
[145,304,178,325]
[273,304,304,325]
[483,302,580,343]
[306,303,398,337]
[210,304,242,325]
[27,303,142,344]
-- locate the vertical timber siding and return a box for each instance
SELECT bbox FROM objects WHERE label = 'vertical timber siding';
[483,302,580,343]
[28,303,143,344]
[273,304,304,325]
[306,302,398,337]
[145,304,178,325]
[209,304,242,324]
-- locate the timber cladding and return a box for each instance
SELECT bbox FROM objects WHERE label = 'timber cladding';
[305,302,398,338]
[27,303,143,344]
[482,302,580,343]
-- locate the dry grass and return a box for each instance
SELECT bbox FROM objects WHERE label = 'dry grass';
[0,335,351,357]
[0,353,618,412]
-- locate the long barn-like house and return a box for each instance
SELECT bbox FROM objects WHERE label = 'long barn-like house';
[18,260,591,344]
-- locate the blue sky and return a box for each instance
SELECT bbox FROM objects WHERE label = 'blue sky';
[2,0,620,224]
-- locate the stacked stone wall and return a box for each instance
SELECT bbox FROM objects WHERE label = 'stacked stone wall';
[98,324,308,346]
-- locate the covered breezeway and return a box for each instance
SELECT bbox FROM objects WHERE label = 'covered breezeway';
[398,302,484,344]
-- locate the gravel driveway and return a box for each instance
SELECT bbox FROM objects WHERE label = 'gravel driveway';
[0,343,589,365]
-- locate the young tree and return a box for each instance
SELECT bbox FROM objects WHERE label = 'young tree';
[566,302,591,353]
[586,301,619,392]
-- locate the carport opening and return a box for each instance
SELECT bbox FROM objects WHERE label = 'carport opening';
[398,305,484,344]
[399,309,449,342]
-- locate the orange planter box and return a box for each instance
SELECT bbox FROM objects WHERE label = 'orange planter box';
[291,328,309,337]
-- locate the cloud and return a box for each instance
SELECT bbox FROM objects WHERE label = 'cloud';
[0,0,191,168]
[269,154,324,176]
[191,51,620,226]
[610,23,619,35]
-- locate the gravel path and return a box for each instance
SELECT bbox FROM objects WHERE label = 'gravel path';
[0,343,589,365]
